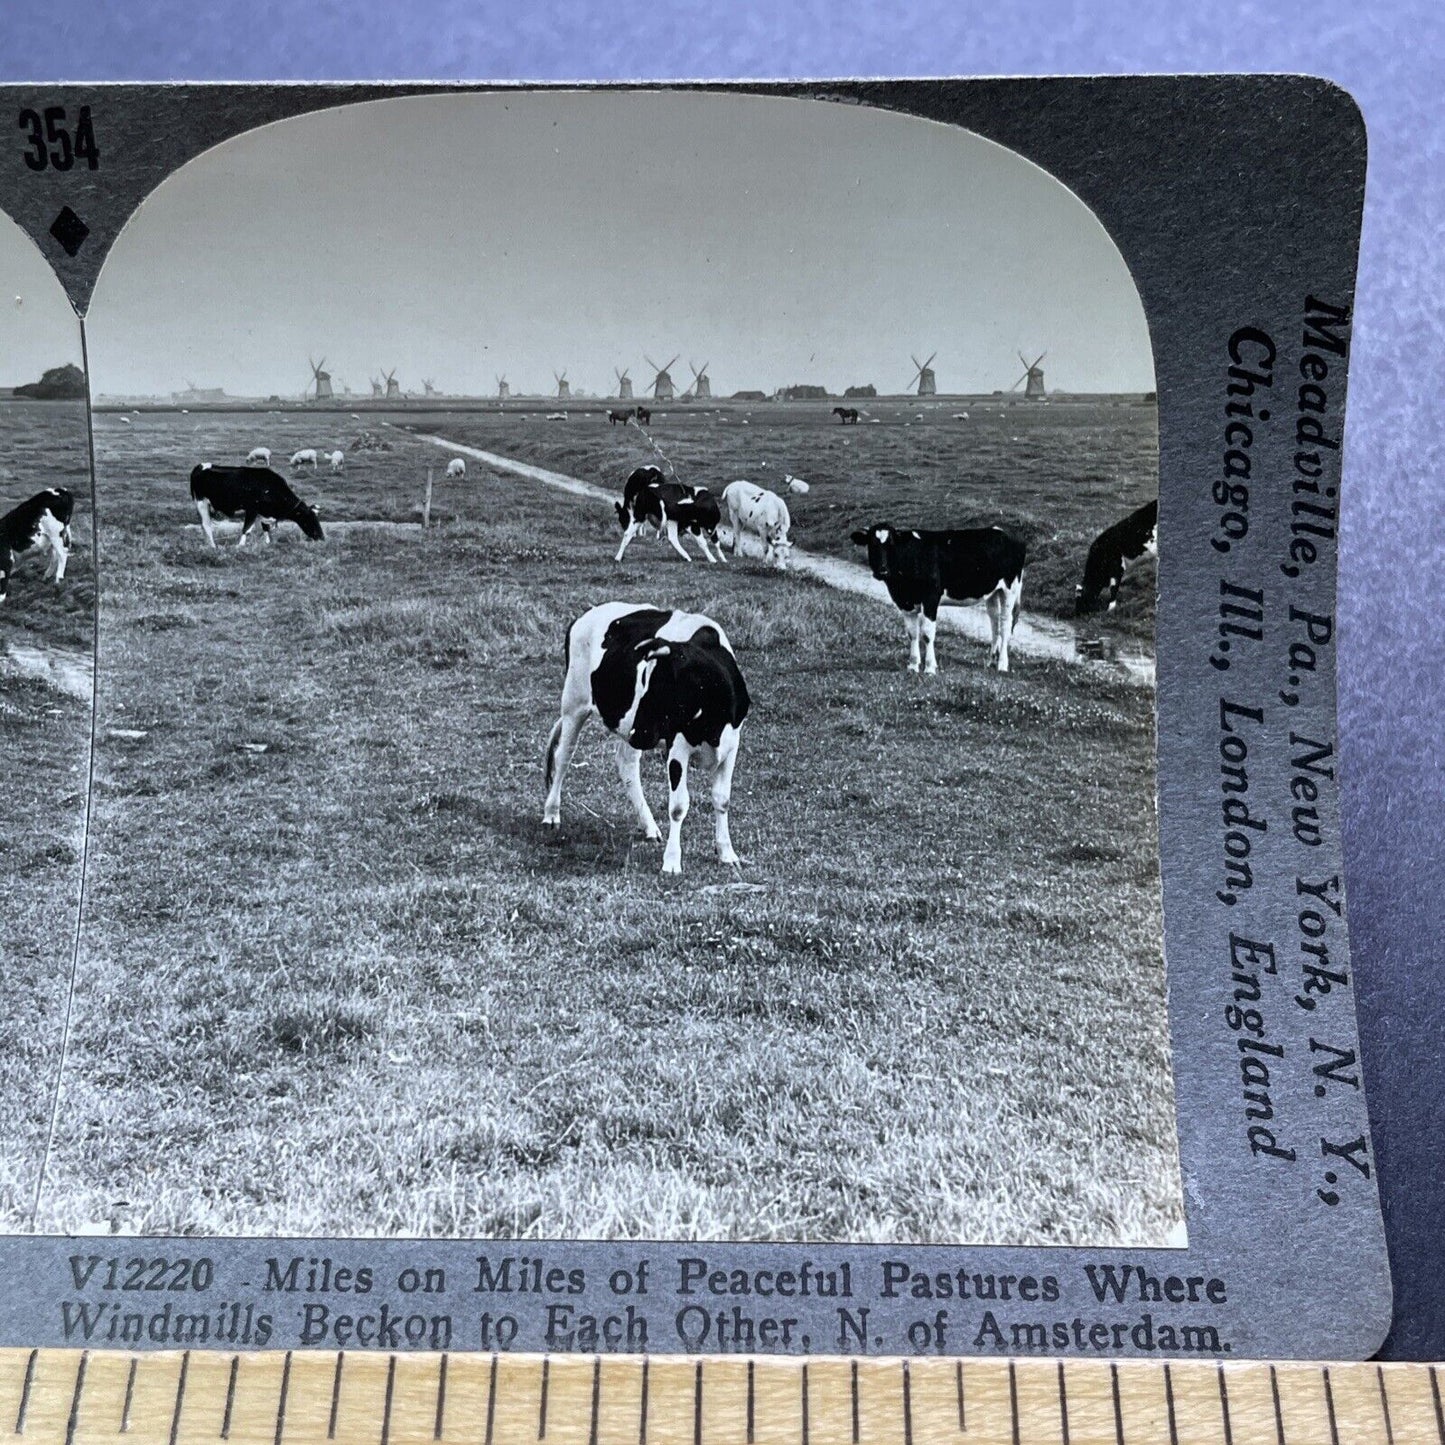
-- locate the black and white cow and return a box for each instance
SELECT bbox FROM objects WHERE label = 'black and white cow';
[1075,499,1158,614]
[542,602,750,874]
[0,488,73,603]
[189,464,325,547]
[614,465,724,564]
[851,523,1026,673]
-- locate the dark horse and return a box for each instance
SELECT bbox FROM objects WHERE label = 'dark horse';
[833,406,860,425]
[608,409,635,426]
[635,405,652,426]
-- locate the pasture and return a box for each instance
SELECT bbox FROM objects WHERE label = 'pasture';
[0,400,96,1230]
[36,405,1180,1245]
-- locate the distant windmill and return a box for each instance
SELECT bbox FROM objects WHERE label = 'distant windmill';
[384,368,401,400]
[690,361,712,400]
[423,378,439,397]
[908,353,937,397]
[370,376,384,398]
[496,374,510,400]
[554,370,571,401]
[308,357,334,402]
[615,367,634,401]
[646,354,679,401]
[1011,352,1048,401]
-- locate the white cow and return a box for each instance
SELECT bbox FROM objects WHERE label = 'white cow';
[326,449,345,473]
[446,457,466,480]
[290,448,318,469]
[722,480,793,570]
[246,446,271,466]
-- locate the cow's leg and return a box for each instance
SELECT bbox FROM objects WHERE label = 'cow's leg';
[663,518,693,563]
[692,530,720,564]
[614,516,640,562]
[987,589,1005,669]
[262,519,275,545]
[49,529,69,583]
[195,498,218,548]
[542,705,591,826]
[1107,574,1120,612]
[921,601,940,675]
[615,739,662,841]
[1000,574,1022,672]
[0,554,11,603]
[237,511,262,548]
[903,607,923,672]
[711,726,741,866]
[662,737,694,874]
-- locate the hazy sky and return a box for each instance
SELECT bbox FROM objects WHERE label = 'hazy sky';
[0,214,82,388]
[86,90,1154,398]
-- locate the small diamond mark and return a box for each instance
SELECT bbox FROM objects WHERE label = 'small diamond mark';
[49,206,89,257]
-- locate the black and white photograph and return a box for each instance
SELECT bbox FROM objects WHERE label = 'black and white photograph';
[23,89,1178,1245]
[0,213,94,1230]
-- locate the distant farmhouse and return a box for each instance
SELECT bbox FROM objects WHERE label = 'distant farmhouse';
[731,390,768,402]
[12,363,86,400]
[843,384,877,399]
[173,382,227,403]
[778,384,830,401]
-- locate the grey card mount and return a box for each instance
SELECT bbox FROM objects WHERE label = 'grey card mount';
[0,77,1385,1360]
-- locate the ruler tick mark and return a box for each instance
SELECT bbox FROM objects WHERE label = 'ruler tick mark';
[638,1358,649,1445]
[1057,1362,1070,1445]
[16,1347,37,1434]
[539,1357,550,1440]
[1008,1361,1020,1445]
[62,1351,87,1445]
[1432,1365,1444,1444]
[381,1356,397,1445]
[1217,1364,1233,1445]
[170,1351,191,1445]
[1378,1365,1395,1445]
[1269,1366,1284,1445]
[749,1359,756,1445]
[328,1353,343,1441]
[123,1357,139,1436]
[956,1361,965,1432]
[273,1351,291,1445]
[588,1357,600,1445]
[1110,1363,1124,1445]
[801,1364,810,1445]
[693,1363,703,1445]
[851,1361,859,1445]
[903,1360,914,1445]
[220,1357,237,1440]
[435,1354,448,1441]
[1323,1366,1339,1445]
[485,1356,498,1445]
[1163,1362,1178,1445]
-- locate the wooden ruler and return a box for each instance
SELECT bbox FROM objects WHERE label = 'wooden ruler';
[1,1349,1440,1445]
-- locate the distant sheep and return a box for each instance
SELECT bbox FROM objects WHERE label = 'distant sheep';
[290,448,318,469]
[326,449,344,473]
[247,447,271,466]
[784,474,809,495]
[446,457,466,480]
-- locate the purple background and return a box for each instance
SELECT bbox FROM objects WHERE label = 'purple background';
[3,0,1441,1359]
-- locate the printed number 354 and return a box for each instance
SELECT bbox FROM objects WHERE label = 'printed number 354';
[18,105,100,171]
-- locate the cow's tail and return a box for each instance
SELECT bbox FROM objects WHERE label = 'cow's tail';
[543,716,565,790]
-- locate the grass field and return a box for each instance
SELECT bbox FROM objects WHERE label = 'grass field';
[34,405,1180,1244]
[405,397,1159,641]
[0,400,96,1230]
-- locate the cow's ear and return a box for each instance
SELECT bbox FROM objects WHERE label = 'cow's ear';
[850,530,869,545]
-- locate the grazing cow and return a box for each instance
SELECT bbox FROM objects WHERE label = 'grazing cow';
[608,408,634,427]
[635,406,652,426]
[289,448,318,469]
[851,523,1026,673]
[446,457,466,480]
[542,602,750,874]
[614,465,723,564]
[0,488,73,603]
[721,480,793,569]
[246,446,271,466]
[326,449,345,473]
[833,406,860,425]
[1075,499,1158,614]
[190,464,324,547]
